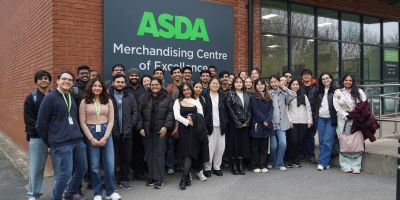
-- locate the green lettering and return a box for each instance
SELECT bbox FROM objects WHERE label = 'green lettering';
[158,13,174,39]
[191,18,209,42]
[137,11,159,37]
[175,15,192,40]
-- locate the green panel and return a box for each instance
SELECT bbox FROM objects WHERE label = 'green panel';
[384,49,399,62]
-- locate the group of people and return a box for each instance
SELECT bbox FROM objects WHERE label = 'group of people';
[24,64,375,200]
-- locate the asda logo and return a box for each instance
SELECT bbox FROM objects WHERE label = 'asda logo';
[137,11,210,42]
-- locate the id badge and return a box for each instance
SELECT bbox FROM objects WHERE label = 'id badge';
[96,124,101,133]
[68,117,74,125]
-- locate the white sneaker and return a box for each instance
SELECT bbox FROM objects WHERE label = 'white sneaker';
[352,168,361,174]
[94,195,102,200]
[28,198,38,200]
[105,192,121,200]
[196,170,207,181]
[317,164,324,171]
[279,166,287,171]
[252,168,261,173]
[267,164,273,169]
[261,168,269,173]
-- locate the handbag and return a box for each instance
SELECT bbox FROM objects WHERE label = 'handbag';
[170,121,179,139]
[338,122,364,153]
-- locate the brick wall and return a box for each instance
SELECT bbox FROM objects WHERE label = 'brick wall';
[0,0,53,150]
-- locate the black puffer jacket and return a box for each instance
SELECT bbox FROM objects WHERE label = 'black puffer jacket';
[137,90,174,134]
[109,89,138,138]
[226,90,251,128]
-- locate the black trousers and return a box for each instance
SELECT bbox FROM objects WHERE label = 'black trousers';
[131,132,145,176]
[113,135,133,182]
[250,137,268,168]
[143,132,167,182]
[286,124,307,163]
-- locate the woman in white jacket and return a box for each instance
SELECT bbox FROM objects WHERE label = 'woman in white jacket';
[287,80,312,168]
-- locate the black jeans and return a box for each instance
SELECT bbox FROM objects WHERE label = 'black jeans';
[113,135,133,182]
[286,124,307,163]
[143,132,167,182]
[250,137,268,169]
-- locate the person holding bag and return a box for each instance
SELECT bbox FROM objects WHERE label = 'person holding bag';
[333,74,367,174]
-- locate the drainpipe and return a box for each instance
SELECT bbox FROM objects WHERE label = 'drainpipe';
[247,0,254,74]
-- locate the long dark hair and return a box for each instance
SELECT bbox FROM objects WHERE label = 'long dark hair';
[232,76,244,91]
[84,78,109,104]
[254,79,271,102]
[289,79,306,107]
[317,72,335,95]
[178,82,195,101]
[340,73,361,102]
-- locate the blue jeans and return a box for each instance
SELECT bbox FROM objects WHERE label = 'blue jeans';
[27,138,48,198]
[87,124,115,196]
[51,141,87,200]
[317,117,336,167]
[269,124,287,168]
[303,124,316,157]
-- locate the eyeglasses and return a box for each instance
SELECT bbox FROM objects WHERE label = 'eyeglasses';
[322,77,331,81]
[114,69,124,72]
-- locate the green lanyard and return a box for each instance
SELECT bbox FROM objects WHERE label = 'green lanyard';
[94,100,101,119]
[61,92,72,116]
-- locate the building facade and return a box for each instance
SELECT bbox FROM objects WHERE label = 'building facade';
[0,0,399,149]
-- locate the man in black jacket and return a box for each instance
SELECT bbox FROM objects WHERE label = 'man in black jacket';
[24,70,52,200]
[72,65,91,104]
[109,74,138,190]
[126,68,147,181]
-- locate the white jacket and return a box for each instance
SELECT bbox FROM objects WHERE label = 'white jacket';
[288,94,313,125]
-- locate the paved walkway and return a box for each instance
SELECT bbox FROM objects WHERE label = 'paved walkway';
[2,153,396,200]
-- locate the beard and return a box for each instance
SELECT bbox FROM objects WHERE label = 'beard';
[130,79,138,86]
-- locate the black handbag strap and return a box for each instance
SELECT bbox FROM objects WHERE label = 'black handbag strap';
[342,121,348,133]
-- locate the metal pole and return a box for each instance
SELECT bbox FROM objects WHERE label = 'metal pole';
[379,96,383,138]
[397,138,399,200]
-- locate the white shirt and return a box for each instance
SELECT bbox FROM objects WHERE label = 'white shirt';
[237,91,244,107]
[210,93,220,126]
[319,88,330,118]
[173,98,203,126]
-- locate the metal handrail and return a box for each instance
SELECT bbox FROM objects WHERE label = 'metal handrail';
[359,83,400,88]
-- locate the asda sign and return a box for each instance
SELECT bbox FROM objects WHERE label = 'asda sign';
[103,0,233,82]
[137,11,209,42]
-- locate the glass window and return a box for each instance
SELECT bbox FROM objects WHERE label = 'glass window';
[291,4,314,37]
[383,21,399,47]
[342,13,360,43]
[317,8,338,40]
[262,35,288,77]
[363,16,381,44]
[291,38,314,78]
[318,41,339,80]
[342,43,361,81]
[363,46,381,83]
[261,0,288,34]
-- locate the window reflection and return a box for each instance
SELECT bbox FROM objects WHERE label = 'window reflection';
[342,13,360,42]
[364,16,381,44]
[317,8,338,40]
[291,38,314,78]
[318,41,339,80]
[262,35,288,77]
[261,0,287,34]
[363,45,381,82]
[291,4,314,37]
[342,43,361,81]
[383,21,399,47]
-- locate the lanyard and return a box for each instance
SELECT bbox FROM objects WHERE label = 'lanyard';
[94,100,101,119]
[61,92,72,116]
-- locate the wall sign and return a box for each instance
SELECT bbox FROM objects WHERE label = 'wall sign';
[103,0,233,82]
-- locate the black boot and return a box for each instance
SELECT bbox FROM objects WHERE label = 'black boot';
[179,175,186,190]
[238,158,246,175]
[230,158,239,175]
[185,174,192,186]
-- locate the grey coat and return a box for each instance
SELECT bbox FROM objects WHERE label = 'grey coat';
[269,87,297,131]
